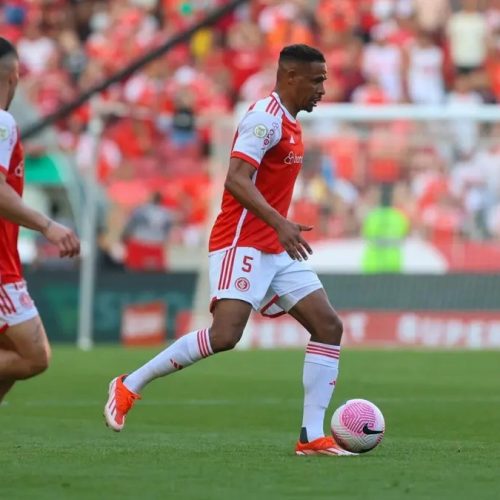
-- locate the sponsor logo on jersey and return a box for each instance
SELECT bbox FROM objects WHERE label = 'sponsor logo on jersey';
[284,151,303,165]
[235,277,250,292]
[260,122,281,151]
[253,124,268,138]
[0,125,9,141]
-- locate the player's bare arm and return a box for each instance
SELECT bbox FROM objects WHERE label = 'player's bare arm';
[225,157,313,261]
[0,173,80,258]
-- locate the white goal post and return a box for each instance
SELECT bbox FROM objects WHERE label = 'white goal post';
[235,103,500,122]
[188,103,500,334]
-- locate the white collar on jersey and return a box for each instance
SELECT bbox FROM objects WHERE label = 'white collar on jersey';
[271,91,296,123]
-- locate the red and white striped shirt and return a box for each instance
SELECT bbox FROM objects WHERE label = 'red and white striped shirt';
[0,109,25,284]
[209,92,304,254]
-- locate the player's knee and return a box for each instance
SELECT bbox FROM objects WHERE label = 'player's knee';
[331,314,343,341]
[25,347,51,378]
[316,312,343,344]
[210,327,243,353]
[29,358,49,377]
[210,304,249,353]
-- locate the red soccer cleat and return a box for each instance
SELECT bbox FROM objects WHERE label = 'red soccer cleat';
[103,375,141,432]
[295,436,358,456]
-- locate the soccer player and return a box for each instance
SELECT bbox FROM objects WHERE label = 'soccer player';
[105,44,356,456]
[0,37,80,402]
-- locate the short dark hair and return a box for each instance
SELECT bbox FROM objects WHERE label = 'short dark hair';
[279,44,325,64]
[0,37,18,60]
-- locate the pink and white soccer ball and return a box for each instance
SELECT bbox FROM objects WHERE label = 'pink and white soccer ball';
[331,399,385,453]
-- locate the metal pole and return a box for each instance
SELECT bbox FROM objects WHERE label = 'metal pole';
[190,115,234,331]
[77,99,103,350]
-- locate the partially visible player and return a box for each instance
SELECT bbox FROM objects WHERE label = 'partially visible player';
[0,37,80,402]
[105,44,355,456]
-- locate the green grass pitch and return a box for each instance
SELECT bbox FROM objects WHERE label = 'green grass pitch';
[1,347,499,499]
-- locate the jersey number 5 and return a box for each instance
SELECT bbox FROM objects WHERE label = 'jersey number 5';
[242,256,254,273]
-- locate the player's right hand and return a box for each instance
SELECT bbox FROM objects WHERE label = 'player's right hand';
[275,219,313,261]
[42,220,81,258]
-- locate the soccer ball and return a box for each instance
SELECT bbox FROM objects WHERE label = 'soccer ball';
[331,399,385,453]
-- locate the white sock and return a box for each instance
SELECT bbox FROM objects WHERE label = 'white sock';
[301,341,340,442]
[123,328,213,393]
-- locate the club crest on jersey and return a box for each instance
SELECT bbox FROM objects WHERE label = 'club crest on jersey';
[0,125,9,141]
[235,277,250,292]
[284,151,303,165]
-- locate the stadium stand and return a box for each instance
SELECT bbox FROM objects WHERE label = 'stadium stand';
[2,0,500,269]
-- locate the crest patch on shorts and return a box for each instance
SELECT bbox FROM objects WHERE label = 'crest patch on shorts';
[235,277,250,292]
[19,292,34,309]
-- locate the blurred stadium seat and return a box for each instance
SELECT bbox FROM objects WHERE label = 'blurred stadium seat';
[2,0,500,270]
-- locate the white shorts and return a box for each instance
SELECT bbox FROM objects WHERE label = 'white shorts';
[209,247,322,317]
[0,281,39,334]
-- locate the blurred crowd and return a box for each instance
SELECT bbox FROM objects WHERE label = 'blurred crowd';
[2,0,500,269]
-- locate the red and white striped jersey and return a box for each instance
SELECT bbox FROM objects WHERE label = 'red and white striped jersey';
[0,110,25,284]
[209,92,304,254]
